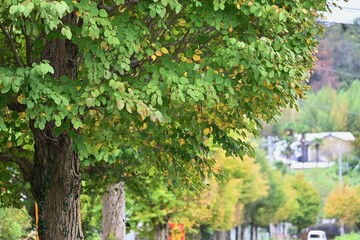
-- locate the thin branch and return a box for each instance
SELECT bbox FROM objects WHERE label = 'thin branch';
[8,100,27,112]
[98,4,119,13]
[21,20,33,66]
[0,22,24,67]
[198,31,221,50]
[174,28,191,55]
[0,153,33,182]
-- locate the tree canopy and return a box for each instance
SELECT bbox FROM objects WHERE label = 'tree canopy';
[0,0,329,238]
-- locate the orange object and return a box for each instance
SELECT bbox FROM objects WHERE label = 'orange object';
[168,223,185,240]
[35,202,39,240]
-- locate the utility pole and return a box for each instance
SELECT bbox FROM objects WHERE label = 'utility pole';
[339,150,342,192]
[339,150,344,236]
[267,135,274,165]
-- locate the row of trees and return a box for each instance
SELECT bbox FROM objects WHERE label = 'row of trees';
[4,147,321,240]
[0,0,330,239]
[263,81,360,233]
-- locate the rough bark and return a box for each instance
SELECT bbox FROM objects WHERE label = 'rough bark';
[102,182,126,240]
[30,124,83,240]
[154,222,168,240]
[29,13,83,240]
[212,230,230,240]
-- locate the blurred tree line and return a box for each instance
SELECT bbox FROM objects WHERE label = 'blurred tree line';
[310,19,360,90]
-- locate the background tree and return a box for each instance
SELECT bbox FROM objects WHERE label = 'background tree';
[0,0,329,239]
[208,150,268,232]
[288,174,321,233]
[324,185,360,228]
[252,173,298,236]
[124,148,268,240]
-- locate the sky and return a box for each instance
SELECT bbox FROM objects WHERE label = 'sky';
[323,0,360,24]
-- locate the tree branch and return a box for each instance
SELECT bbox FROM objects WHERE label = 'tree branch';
[0,22,24,67]
[21,21,33,66]
[8,100,27,112]
[0,153,33,182]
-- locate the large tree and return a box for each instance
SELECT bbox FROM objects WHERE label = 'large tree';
[0,0,328,239]
[288,174,321,232]
[324,185,360,228]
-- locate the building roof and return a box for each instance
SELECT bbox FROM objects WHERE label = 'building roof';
[295,132,355,142]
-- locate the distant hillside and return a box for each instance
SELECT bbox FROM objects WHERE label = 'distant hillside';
[310,20,360,91]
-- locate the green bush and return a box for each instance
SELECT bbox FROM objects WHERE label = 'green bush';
[335,232,360,240]
[0,207,32,240]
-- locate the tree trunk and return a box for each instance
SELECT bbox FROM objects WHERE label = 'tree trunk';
[154,222,168,240]
[200,225,211,240]
[30,125,83,240]
[235,226,239,240]
[240,223,245,240]
[29,13,82,240]
[213,230,229,240]
[254,225,258,240]
[250,223,254,240]
[102,182,126,240]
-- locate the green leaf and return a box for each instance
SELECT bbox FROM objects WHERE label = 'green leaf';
[179,77,189,84]
[117,99,125,110]
[55,115,62,127]
[99,9,108,18]
[215,77,224,85]
[149,166,156,176]
[85,98,95,107]
[65,29,72,40]
[289,69,295,77]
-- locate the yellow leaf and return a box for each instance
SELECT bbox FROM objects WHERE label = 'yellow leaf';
[17,94,25,104]
[302,8,308,14]
[181,56,187,62]
[6,142,12,148]
[203,128,211,135]
[119,6,126,13]
[248,1,253,6]
[155,50,162,57]
[161,47,169,54]
[150,140,156,147]
[178,138,185,146]
[140,123,147,131]
[178,18,186,26]
[195,49,202,55]
[96,143,102,150]
[151,55,157,61]
[192,54,201,62]
[19,112,26,119]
